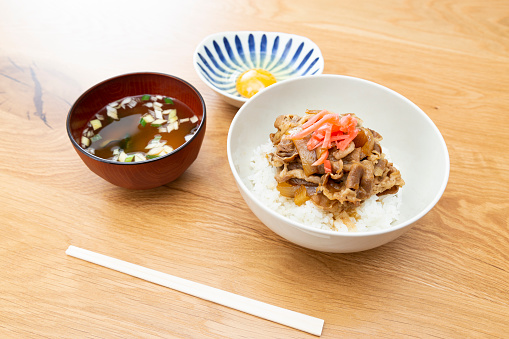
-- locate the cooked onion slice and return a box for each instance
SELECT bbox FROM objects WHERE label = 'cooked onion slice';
[276,182,299,198]
[294,185,310,206]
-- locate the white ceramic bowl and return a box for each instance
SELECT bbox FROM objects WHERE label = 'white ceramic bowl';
[227,74,449,253]
[193,31,324,107]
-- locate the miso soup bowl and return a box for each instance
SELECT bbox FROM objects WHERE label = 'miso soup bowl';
[227,74,449,253]
[67,72,206,190]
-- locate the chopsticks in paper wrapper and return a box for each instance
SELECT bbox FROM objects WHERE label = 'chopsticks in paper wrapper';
[66,245,324,336]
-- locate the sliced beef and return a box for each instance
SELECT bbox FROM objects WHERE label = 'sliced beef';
[372,142,382,155]
[288,178,318,187]
[357,160,374,199]
[377,186,400,196]
[287,161,303,171]
[330,159,343,174]
[270,115,302,144]
[370,129,383,141]
[293,136,318,176]
[274,137,298,162]
[374,158,388,177]
[268,112,404,214]
[345,163,364,190]
[310,193,339,212]
[275,165,322,185]
[343,147,362,163]
[332,142,355,159]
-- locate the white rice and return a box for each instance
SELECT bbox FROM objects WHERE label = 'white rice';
[247,140,402,232]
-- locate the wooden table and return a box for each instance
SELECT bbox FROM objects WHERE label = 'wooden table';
[1,0,507,337]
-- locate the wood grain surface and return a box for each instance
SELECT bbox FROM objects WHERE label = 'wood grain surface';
[1,0,508,338]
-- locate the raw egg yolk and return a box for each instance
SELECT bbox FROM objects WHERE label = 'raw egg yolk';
[236,68,277,98]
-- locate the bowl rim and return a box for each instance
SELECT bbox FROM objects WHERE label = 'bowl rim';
[66,71,206,166]
[227,73,450,237]
[193,30,325,105]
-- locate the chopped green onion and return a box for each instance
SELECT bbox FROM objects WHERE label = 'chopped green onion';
[153,135,162,141]
[146,154,159,159]
[164,97,173,104]
[140,118,147,127]
[141,94,151,101]
[91,134,102,142]
[124,155,135,162]
[120,135,132,150]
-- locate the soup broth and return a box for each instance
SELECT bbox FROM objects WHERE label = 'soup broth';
[80,95,200,162]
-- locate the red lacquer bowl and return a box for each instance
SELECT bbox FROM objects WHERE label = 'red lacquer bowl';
[66,72,206,189]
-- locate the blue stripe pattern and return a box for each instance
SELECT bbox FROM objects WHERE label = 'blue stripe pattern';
[195,32,324,99]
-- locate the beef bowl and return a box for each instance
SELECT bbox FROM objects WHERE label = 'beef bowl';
[227,74,449,252]
[67,72,206,189]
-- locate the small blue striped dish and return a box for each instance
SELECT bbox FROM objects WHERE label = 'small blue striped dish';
[193,31,324,107]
